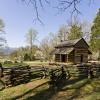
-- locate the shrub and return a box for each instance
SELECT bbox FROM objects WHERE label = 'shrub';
[14,60,18,63]
[4,60,13,65]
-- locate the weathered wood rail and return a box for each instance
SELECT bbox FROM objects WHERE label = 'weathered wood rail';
[48,63,100,89]
[0,63,99,87]
[30,66,49,78]
[2,65,32,86]
[0,65,49,87]
[49,63,100,78]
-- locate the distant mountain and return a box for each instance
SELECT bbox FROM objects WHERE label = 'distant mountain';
[1,47,16,54]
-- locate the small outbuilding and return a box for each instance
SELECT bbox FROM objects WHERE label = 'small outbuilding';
[52,38,92,64]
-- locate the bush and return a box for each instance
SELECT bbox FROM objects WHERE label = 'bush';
[24,53,31,61]
[98,57,100,61]
[24,53,36,61]
[4,60,13,65]
[14,60,18,63]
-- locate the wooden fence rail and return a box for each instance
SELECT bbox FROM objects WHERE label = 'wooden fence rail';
[2,65,32,86]
[0,65,49,87]
[0,63,100,87]
[50,63,100,78]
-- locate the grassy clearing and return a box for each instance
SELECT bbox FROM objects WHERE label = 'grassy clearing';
[24,61,50,66]
[0,78,100,100]
[2,62,28,67]
[2,63,27,67]
[24,60,73,67]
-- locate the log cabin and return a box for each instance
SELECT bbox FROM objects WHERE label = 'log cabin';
[52,38,92,64]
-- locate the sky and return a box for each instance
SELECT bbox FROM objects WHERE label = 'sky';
[0,0,100,48]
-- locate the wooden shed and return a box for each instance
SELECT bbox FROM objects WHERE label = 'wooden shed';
[52,38,92,64]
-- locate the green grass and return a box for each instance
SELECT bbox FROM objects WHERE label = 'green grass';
[2,62,28,67]
[0,78,100,100]
[24,61,50,66]
[0,79,48,100]
[24,60,73,67]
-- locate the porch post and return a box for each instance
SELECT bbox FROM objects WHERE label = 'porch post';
[60,54,61,62]
[67,54,68,62]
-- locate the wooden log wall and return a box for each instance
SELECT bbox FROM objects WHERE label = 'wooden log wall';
[68,54,74,62]
[74,48,88,63]
[55,54,61,62]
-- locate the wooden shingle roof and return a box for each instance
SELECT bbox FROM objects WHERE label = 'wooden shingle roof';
[51,48,74,54]
[51,38,92,55]
[55,38,88,48]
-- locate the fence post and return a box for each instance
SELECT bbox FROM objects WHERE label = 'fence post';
[10,69,15,86]
[0,63,3,77]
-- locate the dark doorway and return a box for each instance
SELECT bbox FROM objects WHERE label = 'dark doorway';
[80,54,83,63]
[61,54,66,62]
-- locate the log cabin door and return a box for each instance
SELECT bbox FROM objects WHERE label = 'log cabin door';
[80,54,83,63]
[61,54,66,62]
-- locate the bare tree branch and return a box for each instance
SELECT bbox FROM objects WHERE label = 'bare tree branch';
[39,0,44,9]
[20,0,92,24]
[57,0,81,16]
[21,0,50,24]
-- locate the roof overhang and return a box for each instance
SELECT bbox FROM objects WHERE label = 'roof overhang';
[51,48,74,55]
[88,50,92,54]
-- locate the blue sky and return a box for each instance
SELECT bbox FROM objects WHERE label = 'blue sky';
[0,0,100,48]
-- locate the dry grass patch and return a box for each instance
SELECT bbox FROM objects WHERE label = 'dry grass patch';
[0,79,48,100]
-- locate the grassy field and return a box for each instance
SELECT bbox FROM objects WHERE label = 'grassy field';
[24,61,73,67]
[24,61,50,66]
[2,63,28,67]
[0,78,100,100]
[0,61,100,100]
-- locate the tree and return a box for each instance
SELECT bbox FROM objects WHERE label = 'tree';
[90,8,100,60]
[24,53,31,61]
[0,19,6,47]
[40,36,52,61]
[9,50,18,60]
[9,46,38,61]
[26,28,38,60]
[49,32,59,47]
[81,21,91,41]
[0,19,5,32]
[21,0,93,23]
[58,25,69,41]
[40,32,58,61]
[57,19,90,41]
[68,21,83,40]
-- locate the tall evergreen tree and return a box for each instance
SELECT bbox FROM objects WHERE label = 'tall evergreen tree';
[90,8,100,59]
[68,23,83,40]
